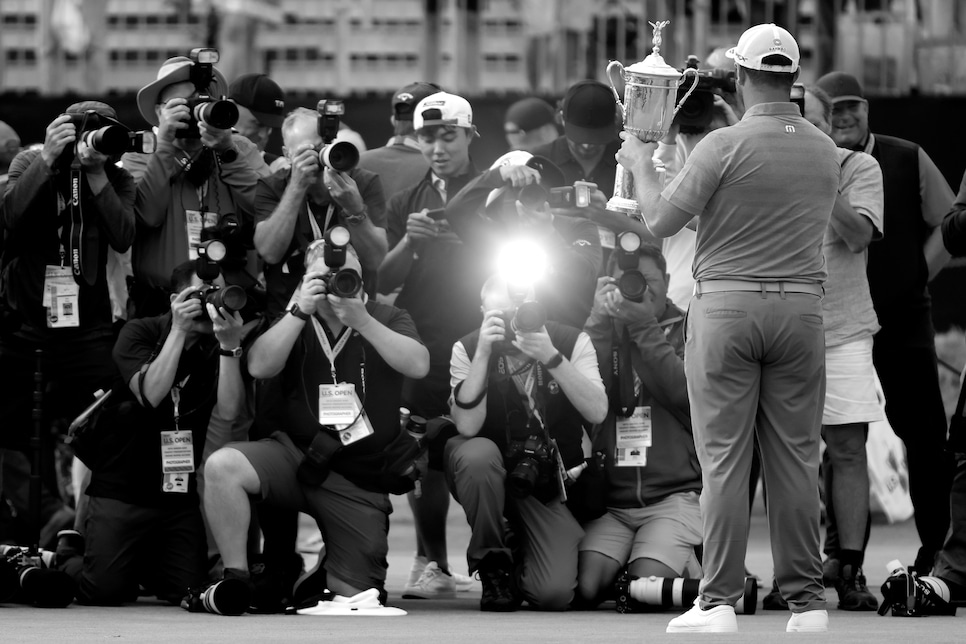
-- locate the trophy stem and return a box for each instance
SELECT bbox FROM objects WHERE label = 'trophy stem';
[606,165,641,216]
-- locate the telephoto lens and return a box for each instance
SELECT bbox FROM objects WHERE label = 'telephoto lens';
[193,99,240,130]
[615,571,757,615]
[205,284,248,315]
[511,301,547,334]
[81,125,130,156]
[325,268,363,298]
[319,141,360,172]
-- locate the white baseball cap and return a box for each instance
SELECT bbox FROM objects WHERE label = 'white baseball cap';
[726,23,800,73]
[413,92,475,131]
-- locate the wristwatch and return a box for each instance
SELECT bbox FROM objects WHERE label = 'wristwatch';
[218,346,243,358]
[287,301,311,321]
[545,352,564,369]
[343,207,368,226]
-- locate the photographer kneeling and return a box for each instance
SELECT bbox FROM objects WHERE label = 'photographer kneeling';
[201,231,428,614]
[577,239,702,609]
[447,275,607,611]
[58,260,245,606]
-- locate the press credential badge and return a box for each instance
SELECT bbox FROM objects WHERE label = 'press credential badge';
[318,383,374,446]
[616,405,652,467]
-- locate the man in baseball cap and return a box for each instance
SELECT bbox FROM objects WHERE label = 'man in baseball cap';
[619,22,840,634]
[531,80,620,201]
[358,81,441,200]
[726,22,800,73]
[504,97,559,153]
[376,88,488,603]
[815,68,957,586]
[229,73,286,160]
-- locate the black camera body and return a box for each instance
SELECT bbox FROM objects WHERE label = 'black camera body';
[316,99,359,172]
[504,432,556,499]
[305,225,363,298]
[177,48,239,139]
[674,55,737,134]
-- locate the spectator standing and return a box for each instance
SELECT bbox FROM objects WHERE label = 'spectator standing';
[816,70,955,576]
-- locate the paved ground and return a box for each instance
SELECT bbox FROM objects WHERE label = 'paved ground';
[2,494,964,643]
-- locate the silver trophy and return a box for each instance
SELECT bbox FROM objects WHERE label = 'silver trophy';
[606,20,699,215]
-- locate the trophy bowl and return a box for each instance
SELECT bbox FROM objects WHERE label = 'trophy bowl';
[606,20,699,216]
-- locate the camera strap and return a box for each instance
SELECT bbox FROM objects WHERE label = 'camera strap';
[610,323,638,418]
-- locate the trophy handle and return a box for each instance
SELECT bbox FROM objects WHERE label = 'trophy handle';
[606,60,626,110]
[671,68,700,119]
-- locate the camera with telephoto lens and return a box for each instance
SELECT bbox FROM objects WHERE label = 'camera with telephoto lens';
[61,111,156,164]
[304,225,363,298]
[878,560,957,617]
[189,217,249,321]
[177,48,239,139]
[499,281,546,345]
[674,55,736,135]
[316,99,359,172]
[615,231,647,303]
[0,546,77,608]
[504,432,556,499]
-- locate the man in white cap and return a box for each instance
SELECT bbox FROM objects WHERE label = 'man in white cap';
[618,24,838,633]
[124,54,262,318]
[377,91,488,601]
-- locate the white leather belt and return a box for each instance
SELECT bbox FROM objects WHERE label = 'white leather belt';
[694,279,823,297]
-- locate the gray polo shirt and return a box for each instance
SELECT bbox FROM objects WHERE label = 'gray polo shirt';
[663,102,839,284]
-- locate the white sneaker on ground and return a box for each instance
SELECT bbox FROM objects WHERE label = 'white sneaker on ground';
[666,599,738,633]
[405,554,429,589]
[401,561,457,599]
[453,570,476,592]
[296,588,407,616]
[786,609,829,633]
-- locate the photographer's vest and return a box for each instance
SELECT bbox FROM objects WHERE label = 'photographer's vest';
[459,321,585,469]
[866,134,933,344]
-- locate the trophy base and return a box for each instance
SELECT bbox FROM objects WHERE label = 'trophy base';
[606,196,641,217]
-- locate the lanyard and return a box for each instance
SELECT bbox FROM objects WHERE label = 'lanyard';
[195,181,209,211]
[306,202,336,241]
[310,316,353,385]
[170,374,192,432]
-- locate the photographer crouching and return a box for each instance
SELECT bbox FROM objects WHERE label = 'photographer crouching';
[447,274,607,611]
[200,230,428,614]
[1,101,136,548]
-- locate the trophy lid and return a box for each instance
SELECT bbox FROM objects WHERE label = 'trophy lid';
[623,20,682,79]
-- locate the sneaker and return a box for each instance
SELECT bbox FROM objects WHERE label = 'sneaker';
[834,565,878,611]
[181,569,253,616]
[477,553,520,612]
[296,588,407,616]
[822,557,840,586]
[762,578,789,611]
[402,561,457,599]
[404,554,429,589]
[786,609,829,633]
[666,599,738,633]
[453,570,476,592]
